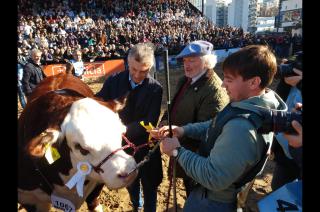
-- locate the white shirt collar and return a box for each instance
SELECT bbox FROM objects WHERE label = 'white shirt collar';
[191,69,207,84]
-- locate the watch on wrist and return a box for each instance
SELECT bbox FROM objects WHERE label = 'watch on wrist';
[172,146,181,157]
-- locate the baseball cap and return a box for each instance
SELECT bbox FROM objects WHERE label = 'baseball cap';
[176,40,213,59]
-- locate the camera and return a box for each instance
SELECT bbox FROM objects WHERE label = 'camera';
[276,51,302,78]
[257,110,302,134]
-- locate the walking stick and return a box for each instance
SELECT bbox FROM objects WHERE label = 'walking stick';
[163,49,178,212]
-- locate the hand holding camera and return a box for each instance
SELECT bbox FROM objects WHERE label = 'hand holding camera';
[283,120,302,148]
[276,51,302,78]
[283,103,303,148]
[284,68,302,87]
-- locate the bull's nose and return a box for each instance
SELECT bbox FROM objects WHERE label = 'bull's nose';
[117,172,128,178]
[117,169,138,179]
[117,169,138,184]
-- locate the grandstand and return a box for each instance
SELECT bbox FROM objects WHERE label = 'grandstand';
[18,0,297,69]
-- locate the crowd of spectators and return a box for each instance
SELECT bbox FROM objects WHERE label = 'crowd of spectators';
[18,0,302,66]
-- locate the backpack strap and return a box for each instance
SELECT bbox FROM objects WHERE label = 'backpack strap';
[198,104,270,189]
[233,142,270,189]
[198,104,264,157]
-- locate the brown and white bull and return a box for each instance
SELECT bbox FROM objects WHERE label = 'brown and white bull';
[18,73,138,211]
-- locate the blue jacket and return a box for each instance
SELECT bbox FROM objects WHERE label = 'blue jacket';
[22,60,46,96]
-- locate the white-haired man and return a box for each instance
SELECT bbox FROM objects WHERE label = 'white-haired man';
[160,40,229,197]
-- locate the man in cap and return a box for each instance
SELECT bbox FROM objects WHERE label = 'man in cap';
[160,40,229,197]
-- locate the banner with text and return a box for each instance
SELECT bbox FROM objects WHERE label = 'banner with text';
[43,59,125,78]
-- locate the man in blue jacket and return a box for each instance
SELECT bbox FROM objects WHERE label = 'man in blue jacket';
[22,49,46,98]
[151,45,287,211]
[95,42,163,212]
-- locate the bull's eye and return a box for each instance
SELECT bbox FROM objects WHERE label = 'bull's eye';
[75,143,90,156]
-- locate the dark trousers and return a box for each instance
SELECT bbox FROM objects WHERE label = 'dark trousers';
[127,173,158,212]
[183,176,196,197]
[271,162,300,191]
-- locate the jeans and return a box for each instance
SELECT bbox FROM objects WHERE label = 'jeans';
[183,186,236,212]
[127,174,157,212]
[183,176,196,197]
[18,85,27,108]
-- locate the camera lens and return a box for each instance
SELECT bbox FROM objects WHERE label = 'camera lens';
[258,110,302,134]
[273,111,302,134]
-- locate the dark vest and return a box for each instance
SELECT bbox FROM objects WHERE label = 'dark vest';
[198,103,270,189]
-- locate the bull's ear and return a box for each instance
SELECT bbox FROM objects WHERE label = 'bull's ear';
[111,95,127,112]
[96,94,127,112]
[27,128,61,157]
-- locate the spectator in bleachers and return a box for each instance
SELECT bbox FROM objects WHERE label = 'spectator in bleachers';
[66,32,79,47]
[88,32,97,46]
[86,45,98,62]
[52,48,64,63]
[94,45,106,61]
[63,46,74,60]
[18,48,29,66]
[41,48,54,64]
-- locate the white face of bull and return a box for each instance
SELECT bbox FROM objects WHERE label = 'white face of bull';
[60,98,137,189]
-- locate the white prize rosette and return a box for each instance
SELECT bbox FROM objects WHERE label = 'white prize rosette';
[65,161,92,197]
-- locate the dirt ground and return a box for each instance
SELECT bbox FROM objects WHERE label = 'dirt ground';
[18,63,279,212]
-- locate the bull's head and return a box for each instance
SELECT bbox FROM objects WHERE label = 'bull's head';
[26,97,138,190]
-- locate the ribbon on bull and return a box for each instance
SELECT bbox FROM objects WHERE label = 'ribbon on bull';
[65,161,92,197]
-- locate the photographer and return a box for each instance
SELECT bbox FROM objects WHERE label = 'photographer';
[271,54,302,191]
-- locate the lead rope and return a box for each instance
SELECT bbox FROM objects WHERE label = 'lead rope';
[166,157,174,212]
[173,158,178,212]
[166,156,178,212]
[93,134,159,173]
